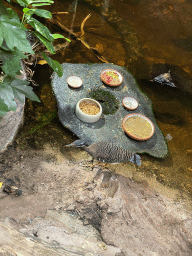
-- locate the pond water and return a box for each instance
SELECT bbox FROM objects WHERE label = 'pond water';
[16,0,192,211]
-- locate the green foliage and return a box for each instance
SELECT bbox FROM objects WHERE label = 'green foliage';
[0,0,71,117]
[34,31,56,54]
[0,76,41,115]
[23,8,52,18]
[42,53,63,77]
[0,12,33,53]
[52,33,71,42]
[0,48,26,76]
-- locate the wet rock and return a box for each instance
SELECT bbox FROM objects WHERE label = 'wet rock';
[66,169,192,255]
[165,134,173,141]
[0,98,25,154]
[106,198,122,214]
[52,63,168,159]
[142,63,192,94]
[17,210,122,256]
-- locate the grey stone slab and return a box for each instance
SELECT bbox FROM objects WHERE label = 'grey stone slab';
[0,61,26,154]
[0,98,25,153]
[17,210,122,256]
[51,63,168,158]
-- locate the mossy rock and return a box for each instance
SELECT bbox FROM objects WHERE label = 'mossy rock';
[87,88,119,115]
[51,63,168,159]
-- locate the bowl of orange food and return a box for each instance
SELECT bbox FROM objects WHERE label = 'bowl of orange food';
[100,69,123,87]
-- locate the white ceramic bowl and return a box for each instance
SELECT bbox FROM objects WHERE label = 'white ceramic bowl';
[67,76,82,88]
[122,97,138,110]
[75,98,102,123]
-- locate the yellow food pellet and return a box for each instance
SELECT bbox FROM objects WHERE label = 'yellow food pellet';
[80,101,100,115]
[125,116,153,138]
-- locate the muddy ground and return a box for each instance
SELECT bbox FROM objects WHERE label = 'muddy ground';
[0,135,192,256]
[1,0,192,254]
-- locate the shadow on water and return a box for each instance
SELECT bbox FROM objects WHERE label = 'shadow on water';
[16,0,192,210]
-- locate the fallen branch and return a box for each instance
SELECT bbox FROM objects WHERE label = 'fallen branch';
[52,12,69,15]
[48,17,109,63]
[80,14,91,38]
[70,0,78,32]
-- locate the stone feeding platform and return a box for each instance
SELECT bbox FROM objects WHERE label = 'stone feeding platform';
[51,63,168,159]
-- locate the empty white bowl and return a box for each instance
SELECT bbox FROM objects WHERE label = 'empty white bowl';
[67,76,82,88]
[122,97,138,110]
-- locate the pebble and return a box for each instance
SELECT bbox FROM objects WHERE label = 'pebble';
[165,134,173,141]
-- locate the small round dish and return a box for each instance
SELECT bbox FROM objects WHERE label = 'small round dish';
[100,69,123,87]
[122,113,154,141]
[122,97,138,110]
[67,76,82,88]
[75,98,102,123]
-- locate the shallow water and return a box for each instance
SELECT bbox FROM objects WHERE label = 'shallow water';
[17,0,192,211]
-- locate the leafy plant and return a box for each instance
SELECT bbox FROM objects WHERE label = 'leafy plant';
[0,0,70,117]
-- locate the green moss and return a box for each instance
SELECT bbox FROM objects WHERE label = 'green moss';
[87,88,119,115]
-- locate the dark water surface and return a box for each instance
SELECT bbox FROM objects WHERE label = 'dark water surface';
[17,0,192,211]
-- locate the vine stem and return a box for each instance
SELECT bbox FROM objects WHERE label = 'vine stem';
[21,13,25,24]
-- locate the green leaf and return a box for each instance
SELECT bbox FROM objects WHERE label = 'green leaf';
[23,8,52,19]
[0,40,10,51]
[52,34,65,39]
[10,79,40,103]
[29,0,54,6]
[0,98,10,117]
[33,9,52,18]
[27,17,54,42]
[2,59,21,77]
[29,0,54,3]
[0,47,26,63]
[31,3,52,6]
[23,8,30,13]
[0,81,17,111]
[52,33,71,42]
[0,15,34,53]
[2,56,22,77]
[10,79,28,103]
[0,1,9,16]
[16,0,29,7]
[23,8,35,21]
[6,8,20,23]
[34,31,55,54]
[12,88,26,103]
[41,52,63,77]
[0,24,3,46]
